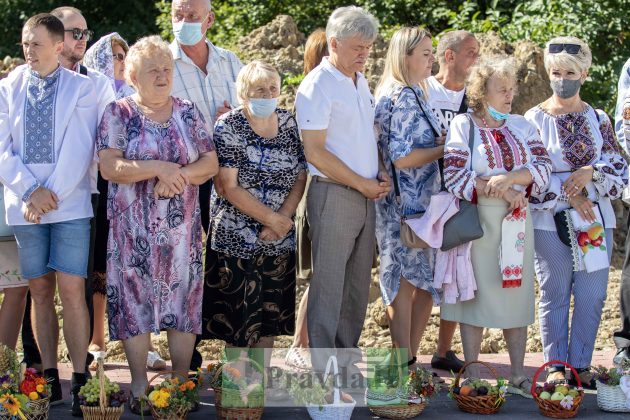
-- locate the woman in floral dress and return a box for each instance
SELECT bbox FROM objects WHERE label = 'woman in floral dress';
[97,36,218,411]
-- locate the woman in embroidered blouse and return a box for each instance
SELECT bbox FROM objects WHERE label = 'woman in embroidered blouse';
[441,57,552,396]
[97,36,218,411]
[524,36,628,388]
[202,61,307,352]
[372,27,445,370]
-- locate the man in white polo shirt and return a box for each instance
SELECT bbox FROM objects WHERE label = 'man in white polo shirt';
[425,30,479,375]
[296,6,390,376]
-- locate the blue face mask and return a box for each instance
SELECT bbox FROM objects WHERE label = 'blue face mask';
[248,98,278,118]
[487,105,510,121]
[173,21,204,46]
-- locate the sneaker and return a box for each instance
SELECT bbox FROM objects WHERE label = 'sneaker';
[613,347,630,367]
[431,351,464,373]
[44,369,63,406]
[147,351,167,370]
[568,368,597,390]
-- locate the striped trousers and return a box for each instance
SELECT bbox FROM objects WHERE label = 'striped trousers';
[533,229,613,368]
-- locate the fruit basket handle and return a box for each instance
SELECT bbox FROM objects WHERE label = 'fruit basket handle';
[96,356,107,411]
[453,360,500,387]
[530,360,582,397]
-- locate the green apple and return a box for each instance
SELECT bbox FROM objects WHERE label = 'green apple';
[539,391,551,400]
[568,389,579,398]
[555,385,569,396]
[550,392,565,401]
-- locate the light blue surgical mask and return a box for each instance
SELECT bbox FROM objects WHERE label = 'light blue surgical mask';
[173,21,204,46]
[487,105,510,121]
[248,98,278,118]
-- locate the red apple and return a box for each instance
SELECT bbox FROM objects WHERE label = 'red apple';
[591,237,603,247]
[577,232,590,247]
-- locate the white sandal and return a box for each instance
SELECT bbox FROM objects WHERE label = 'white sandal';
[507,376,534,399]
[284,347,311,370]
[147,351,167,370]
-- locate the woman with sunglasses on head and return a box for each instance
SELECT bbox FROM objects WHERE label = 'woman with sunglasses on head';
[525,36,628,387]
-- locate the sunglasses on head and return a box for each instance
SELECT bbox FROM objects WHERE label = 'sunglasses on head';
[65,28,93,41]
[548,43,581,54]
[113,53,125,62]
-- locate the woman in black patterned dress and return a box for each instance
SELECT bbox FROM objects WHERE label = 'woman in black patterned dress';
[202,61,307,350]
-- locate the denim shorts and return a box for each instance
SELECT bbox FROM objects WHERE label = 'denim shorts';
[12,218,91,279]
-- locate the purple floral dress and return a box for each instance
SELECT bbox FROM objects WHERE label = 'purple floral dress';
[96,96,215,341]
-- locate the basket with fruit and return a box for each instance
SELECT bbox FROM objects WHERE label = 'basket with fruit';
[0,344,51,420]
[367,366,435,419]
[207,358,264,420]
[79,359,127,420]
[531,360,584,418]
[593,362,630,413]
[449,361,508,415]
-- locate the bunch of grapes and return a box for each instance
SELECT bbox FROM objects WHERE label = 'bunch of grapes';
[78,376,127,407]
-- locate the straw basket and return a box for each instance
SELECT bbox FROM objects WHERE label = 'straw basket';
[145,371,194,420]
[0,397,49,420]
[531,360,584,419]
[367,401,427,419]
[596,380,630,413]
[211,358,264,420]
[80,358,124,420]
[451,361,505,415]
[306,356,355,420]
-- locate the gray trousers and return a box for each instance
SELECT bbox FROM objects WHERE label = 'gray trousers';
[306,179,375,372]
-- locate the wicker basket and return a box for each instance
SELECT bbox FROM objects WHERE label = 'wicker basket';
[531,360,584,419]
[306,356,355,420]
[368,402,427,419]
[596,381,630,413]
[211,358,264,420]
[81,358,124,420]
[451,360,506,415]
[145,371,193,420]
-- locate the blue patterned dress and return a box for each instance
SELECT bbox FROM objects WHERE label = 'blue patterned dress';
[374,83,442,305]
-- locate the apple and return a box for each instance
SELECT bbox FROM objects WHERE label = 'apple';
[555,385,569,396]
[568,389,579,398]
[539,391,551,400]
[577,232,590,247]
[551,391,565,401]
[591,237,603,247]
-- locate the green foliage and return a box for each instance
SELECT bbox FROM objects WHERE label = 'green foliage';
[446,0,630,113]
[0,0,159,57]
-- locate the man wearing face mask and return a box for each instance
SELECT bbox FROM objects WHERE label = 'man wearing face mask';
[169,0,243,371]
[525,37,628,387]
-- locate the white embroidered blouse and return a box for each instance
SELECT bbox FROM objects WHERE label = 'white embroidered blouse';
[524,105,628,231]
[443,113,552,202]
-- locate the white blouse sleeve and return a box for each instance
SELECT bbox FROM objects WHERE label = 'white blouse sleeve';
[520,120,552,199]
[593,110,628,199]
[444,114,477,200]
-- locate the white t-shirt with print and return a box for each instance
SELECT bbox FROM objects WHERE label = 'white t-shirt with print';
[426,75,466,133]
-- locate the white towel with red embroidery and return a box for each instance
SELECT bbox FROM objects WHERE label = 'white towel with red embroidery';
[499,207,527,288]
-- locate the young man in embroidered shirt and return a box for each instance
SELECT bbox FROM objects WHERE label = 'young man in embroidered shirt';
[0,13,98,416]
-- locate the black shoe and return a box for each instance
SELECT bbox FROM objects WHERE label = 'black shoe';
[190,347,203,371]
[71,372,88,417]
[44,369,63,406]
[431,351,465,373]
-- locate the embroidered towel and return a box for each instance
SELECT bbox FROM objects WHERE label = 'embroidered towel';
[569,206,608,273]
[499,207,527,288]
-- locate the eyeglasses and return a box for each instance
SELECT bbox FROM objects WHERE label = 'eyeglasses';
[113,53,126,62]
[548,43,581,54]
[64,28,94,41]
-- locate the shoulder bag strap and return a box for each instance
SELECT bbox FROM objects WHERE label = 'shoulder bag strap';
[78,64,88,76]
[457,93,468,115]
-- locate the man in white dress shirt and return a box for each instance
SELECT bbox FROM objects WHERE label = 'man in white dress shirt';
[425,30,479,374]
[295,6,390,380]
[0,13,98,415]
[169,0,243,371]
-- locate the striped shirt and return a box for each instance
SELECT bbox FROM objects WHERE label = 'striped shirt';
[170,40,243,126]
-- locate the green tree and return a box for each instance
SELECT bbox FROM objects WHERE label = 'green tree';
[0,0,159,57]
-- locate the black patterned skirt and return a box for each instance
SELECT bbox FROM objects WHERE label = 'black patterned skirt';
[201,249,296,347]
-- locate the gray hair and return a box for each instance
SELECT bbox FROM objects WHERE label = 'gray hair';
[326,6,378,44]
[437,30,475,64]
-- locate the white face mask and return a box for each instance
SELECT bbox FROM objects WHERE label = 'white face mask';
[248,98,278,118]
[172,21,204,46]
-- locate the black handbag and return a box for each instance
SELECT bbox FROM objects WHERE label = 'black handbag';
[440,114,484,251]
